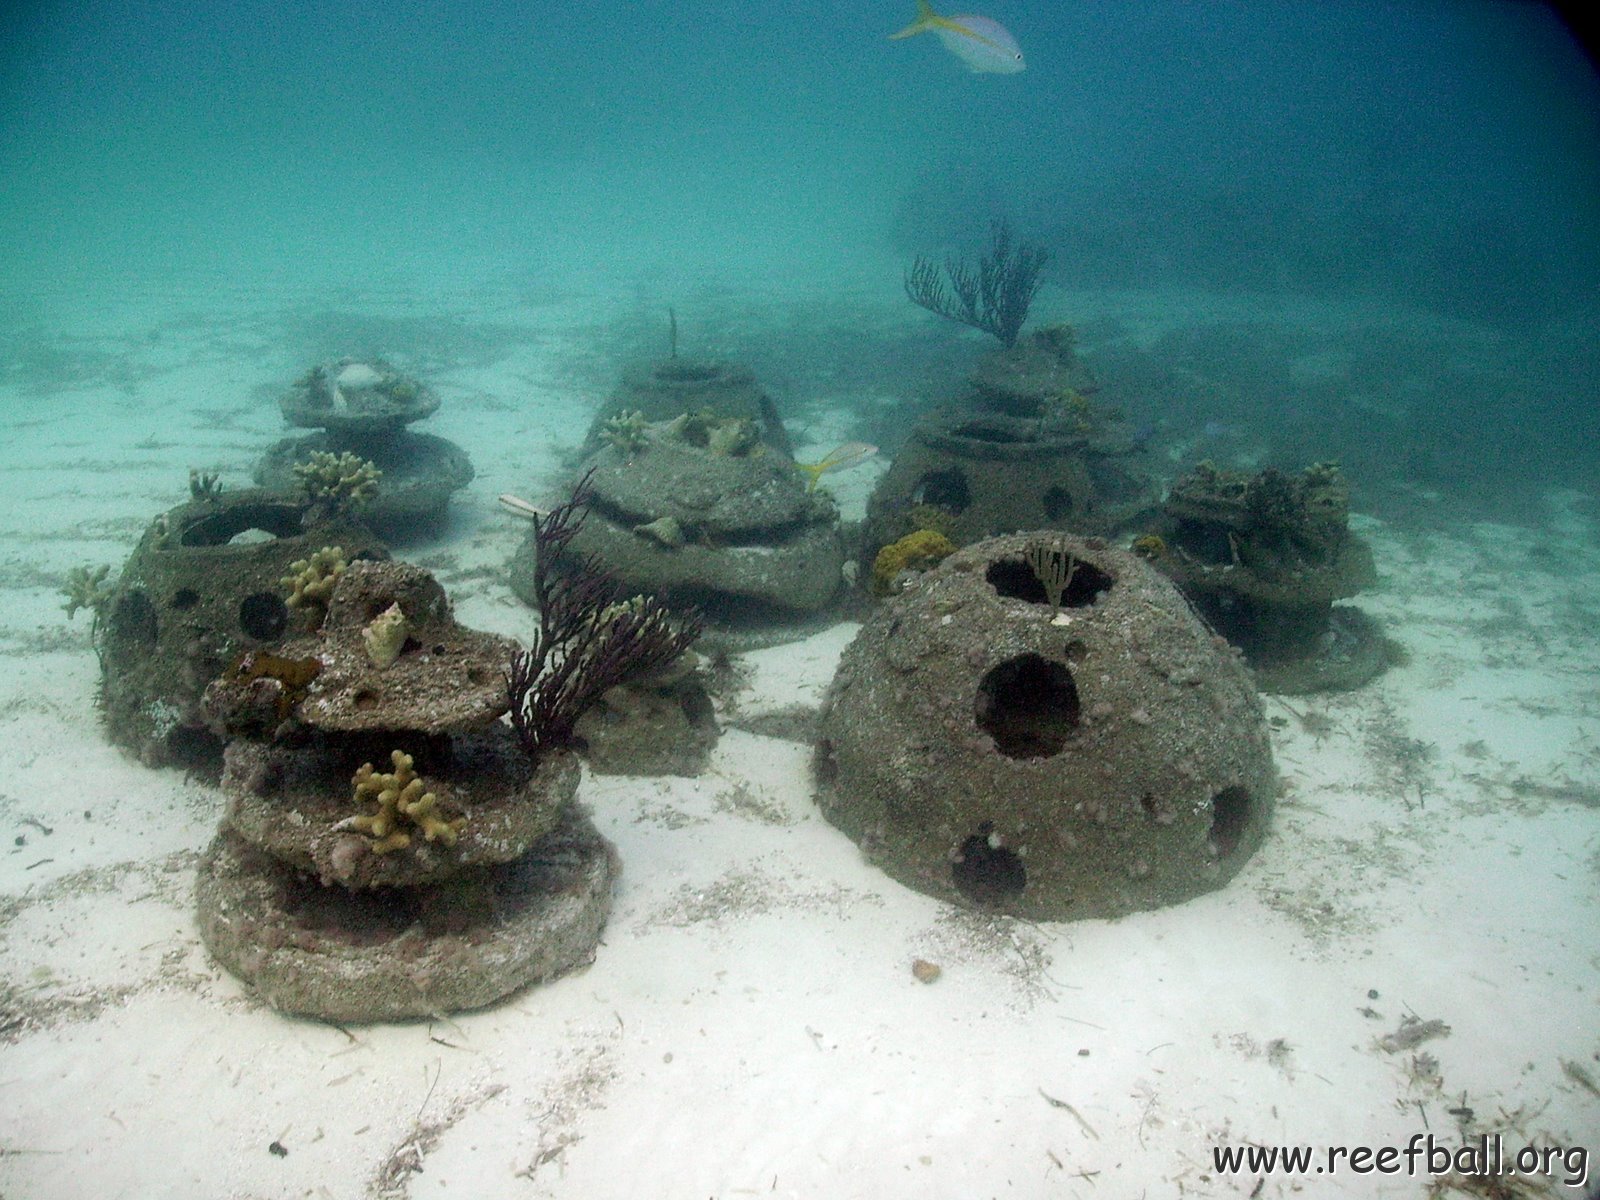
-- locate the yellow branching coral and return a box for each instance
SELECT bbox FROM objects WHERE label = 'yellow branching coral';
[281,545,347,615]
[600,409,650,455]
[871,530,957,596]
[61,564,113,620]
[293,451,381,509]
[341,750,463,855]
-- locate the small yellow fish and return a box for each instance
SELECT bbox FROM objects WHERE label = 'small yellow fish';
[796,442,879,492]
[890,0,1025,75]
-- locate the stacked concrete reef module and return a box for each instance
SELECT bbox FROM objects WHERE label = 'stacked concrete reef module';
[815,532,1277,921]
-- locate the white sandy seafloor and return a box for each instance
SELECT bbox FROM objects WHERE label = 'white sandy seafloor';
[0,278,1597,1200]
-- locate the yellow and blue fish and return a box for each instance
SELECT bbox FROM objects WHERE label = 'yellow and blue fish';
[890,0,1025,74]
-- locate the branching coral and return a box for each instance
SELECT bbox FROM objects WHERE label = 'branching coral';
[339,749,463,855]
[293,451,381,512]
[61,564,114,620]
[904,218,1049,348]
[600,409,650,455]
[280,546,347,618]
[1024,537,1080,612]
[188,468,224,501]
[507,469,702,767]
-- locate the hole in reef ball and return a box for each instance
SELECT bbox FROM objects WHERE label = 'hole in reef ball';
[110,588,158,648]
[165,724,223,772]
[984,555,1114,608]
[1041,485,1076,522]
[974,653,1081,758]
[238,592,289,641]
[171,587,200,610]
[908,467,971,514]
[179,502,301,548]
[1208,785,1254,857]
[951,823,1027,904]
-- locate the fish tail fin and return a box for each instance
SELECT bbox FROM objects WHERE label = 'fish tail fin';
[889,0,939,39]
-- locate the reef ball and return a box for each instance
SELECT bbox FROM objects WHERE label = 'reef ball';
[815,532,1277,921]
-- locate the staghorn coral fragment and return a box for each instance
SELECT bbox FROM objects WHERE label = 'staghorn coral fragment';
[280,545,347,616]
[338,749,463,855]
[61,563,114,620]
[292,450,382,510]
[599,409,650,455]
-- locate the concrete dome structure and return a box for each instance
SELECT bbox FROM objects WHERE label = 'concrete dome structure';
[815,532,1277,921]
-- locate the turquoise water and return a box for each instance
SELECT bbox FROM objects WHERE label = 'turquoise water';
[2,1,1594,310]
[3,1,1597,518]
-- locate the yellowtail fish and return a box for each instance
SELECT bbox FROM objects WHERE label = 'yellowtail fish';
[890,0,1025,74]
[796,442,879,492]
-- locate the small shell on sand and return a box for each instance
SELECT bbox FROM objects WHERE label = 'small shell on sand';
[911,958,941,984]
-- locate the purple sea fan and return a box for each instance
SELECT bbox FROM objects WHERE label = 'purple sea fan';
[506,469,702,766]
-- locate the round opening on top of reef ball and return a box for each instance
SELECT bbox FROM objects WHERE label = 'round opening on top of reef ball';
[1209,786,1254,858]
[985,554,1113,608]
[975,653,1080,758]
[179,502,304,548]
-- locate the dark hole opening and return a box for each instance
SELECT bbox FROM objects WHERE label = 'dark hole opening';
[179,502,304,547]
[975,653,1081,758]
[952,823,1027,905]
[1209,786,1253,857]
[165,724,223,777]
[653,360,723,384]
[679,685,717,731]
[985,556,1113,608]
[1041,485,1076,522]
[812,737,838,787]
[908,468,971,514]
[171,588,200,610]
[239,592,289,641]
[109,589,157,648]
[1171,518,1234,566]
[949,419,1031,445]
